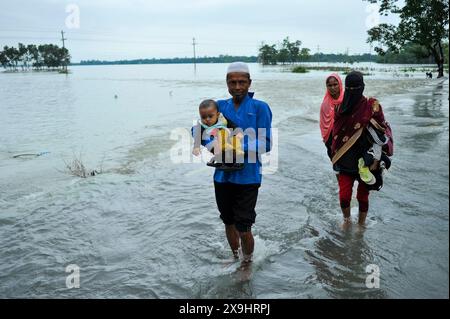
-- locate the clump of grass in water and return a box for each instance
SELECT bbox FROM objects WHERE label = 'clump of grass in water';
[292,66,309,73]
[291,65,373,75]
[60,152,104,178]
[300,66,352,72]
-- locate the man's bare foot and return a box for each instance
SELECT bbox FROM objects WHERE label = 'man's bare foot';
[243,253,252,263]
[236,262,253,282]
[237,258,253,272]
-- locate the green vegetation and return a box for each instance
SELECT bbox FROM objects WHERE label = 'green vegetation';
[366,0,449,77]
[258,37,383,65]
[78,48,444,67]
[311,53,377,64]
[300,66,352,72]
[399,66,435,72]
[291,65,374,75]
[78,53,379,66]
[258,37,310,65]
[72,38,448,67]
[376,43,437,64]
[78,55,257,65]
[0,43,70,71]
[292,66,309,73]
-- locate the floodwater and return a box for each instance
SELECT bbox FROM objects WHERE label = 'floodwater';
[0,63,448,298]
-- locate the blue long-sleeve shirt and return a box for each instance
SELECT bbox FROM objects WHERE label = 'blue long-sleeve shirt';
[213,93,272,185]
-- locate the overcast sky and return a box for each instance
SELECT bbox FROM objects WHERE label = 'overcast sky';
[0,0,401,62]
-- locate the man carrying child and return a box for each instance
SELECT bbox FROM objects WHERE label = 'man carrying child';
[193,62,272,265]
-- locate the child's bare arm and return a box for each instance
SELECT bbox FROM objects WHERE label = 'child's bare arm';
[192,123,202,155]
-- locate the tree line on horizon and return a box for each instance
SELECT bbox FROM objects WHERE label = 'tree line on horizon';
[78,55,257,65]
[76,46,446,66]
[1,40,447,69]
[0,43,70,71]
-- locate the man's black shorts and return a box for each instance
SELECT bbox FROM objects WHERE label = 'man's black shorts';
[214,181,260,232]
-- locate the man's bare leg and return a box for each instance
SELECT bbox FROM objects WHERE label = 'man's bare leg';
[225,224,240,258]
[239,231,254,263]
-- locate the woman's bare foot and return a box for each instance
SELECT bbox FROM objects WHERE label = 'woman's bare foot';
[358,211,368,225]
[341,217,352,230]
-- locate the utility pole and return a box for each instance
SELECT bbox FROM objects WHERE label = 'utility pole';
[192,37,197,72]
[316,45,320,67]
[61,30,67,72]
[345,47,350,67]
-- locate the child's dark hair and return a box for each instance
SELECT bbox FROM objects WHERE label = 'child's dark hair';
[199,99,218,111]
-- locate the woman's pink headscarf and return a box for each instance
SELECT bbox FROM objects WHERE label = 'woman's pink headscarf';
[320,73,344,142]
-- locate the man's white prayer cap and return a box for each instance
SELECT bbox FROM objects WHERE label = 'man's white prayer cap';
[227,62,250,74]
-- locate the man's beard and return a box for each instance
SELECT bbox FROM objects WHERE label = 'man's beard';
[233,92,246,102]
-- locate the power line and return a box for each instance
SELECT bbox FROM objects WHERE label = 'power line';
[0,31,261,48]
[0,35,197,46]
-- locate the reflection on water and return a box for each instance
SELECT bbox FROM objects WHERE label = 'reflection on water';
[0,64,448,298]
[398,80,448,153]
[306,226,387,299]
[413,80,446,118]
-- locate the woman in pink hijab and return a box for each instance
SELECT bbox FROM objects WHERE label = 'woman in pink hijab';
[320,73,344,159]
